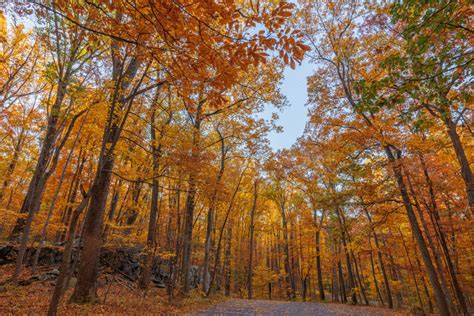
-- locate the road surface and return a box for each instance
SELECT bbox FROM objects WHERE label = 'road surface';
[192,299,404,316]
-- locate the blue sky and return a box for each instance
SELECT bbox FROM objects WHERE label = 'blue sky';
[265,60,314,150]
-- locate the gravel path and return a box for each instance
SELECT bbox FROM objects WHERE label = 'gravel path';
[192,299,405,316]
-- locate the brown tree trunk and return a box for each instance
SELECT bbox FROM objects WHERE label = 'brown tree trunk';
[138,176,159,289]
[102,180,121,241]
[399,228,425,312]
[223,220,232,296]
[139,104,171,290]
[419,155,469,315]
[335,207,357,304]
[247,178,258,299]
[368,237,384,306]
[443,114,474,215]
[9,62,71,241]
[12,92,84,281]
[315,229,325,301]
[384,145,450,315]
[363,206,393,308]
[70,52,143,303]
[406,173,457,314]
[168,184,182,300]
[32,113,88,274]
[337,243,347,303]
[207,166,245,296]
[415,248,434,313]
[70,154,115,303]
[60,154,86,238]
[203,128,226,293]
[47,192,90,316]
[182,101,202,293]
[351,250,368,305]
[280,200,296,300]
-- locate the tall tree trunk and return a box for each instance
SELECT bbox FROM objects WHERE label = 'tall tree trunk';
[168,184,182,300]
[247,178,258,299]
[223,219,232,296]
[10,20,91,279]
[335,206,357,304]
[368,237,384,306]
[9,63,71,241]
[203,129,226,293]
[351,250,368,305]
[207,166,245,296]
[12,87,83,281]
[419,155,469,315]
[70,152,115,303]
[406,173,457,315]
[338,50,451,312]
[47,193,90,316]
[399,228,425,312]
[70,52,142,303]
[442,113,474,215]
[32,112,88,274]
[280,200,296,300]
[102,180,121,241]
[139,104,172,290]
[384,145,450,315]
[58,153,86,243]
[138,175,159,289]
[337,243,347,303]
[182,101,202,293]
[415,248,434,313]
[363,206,393,308]
[315,228,325,301]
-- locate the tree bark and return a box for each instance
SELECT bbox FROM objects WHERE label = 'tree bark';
[32,112,88,274]
[102,180,121,242]
[12,94,84,281]
[337,244,347,303]
[315,229,325,301]
[223,220,232,296]
[406,172,457,314]
[419,155,469,315]
[280,200,296,300]
[335,206,357,304]
[399,228,425,312]
[182,100,203,293]
[207,166,245,296]
[384,145,451,316]
[363,206,393,308]
[368,237,384,306]
[70,52,143,303]
[139,103,172,290]
[48,192,90,316]
[439,109,474,215]
[247,178,258,299]
[203,128,226,293]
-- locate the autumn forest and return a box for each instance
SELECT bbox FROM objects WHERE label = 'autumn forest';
[0,0,472,315]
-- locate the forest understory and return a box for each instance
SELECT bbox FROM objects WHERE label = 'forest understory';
[0,263,224,315]
[0,246,406,315]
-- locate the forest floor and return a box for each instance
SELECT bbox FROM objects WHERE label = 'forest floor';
[1,264,408,315]
[0,264,223,315]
